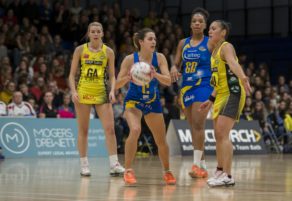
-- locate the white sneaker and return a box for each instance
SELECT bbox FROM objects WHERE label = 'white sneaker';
[110,162,125,176]
[80,166,91,177]
[207,169,223,183]
[207,172,235,187]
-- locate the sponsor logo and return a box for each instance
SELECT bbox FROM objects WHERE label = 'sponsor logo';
[33,128,75,148]
[183,52,200,60]
[199,46,207,51]
[184,95,194,102]
[85,60,103,65]
[0,122,30,154]
[178,128,264,152]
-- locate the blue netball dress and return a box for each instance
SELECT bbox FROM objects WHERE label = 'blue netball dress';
[180,36,213,109]
[124,52,162,114]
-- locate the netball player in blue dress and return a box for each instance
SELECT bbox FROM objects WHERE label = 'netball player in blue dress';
[171,8,213,178]
[116,28,176,186]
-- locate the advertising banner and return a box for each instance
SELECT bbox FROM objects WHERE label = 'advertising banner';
[167,119,268,155]
[0,118,107,158]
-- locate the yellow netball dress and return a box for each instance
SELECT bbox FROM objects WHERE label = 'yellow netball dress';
[77,43,109,104]
[210,42,246,120]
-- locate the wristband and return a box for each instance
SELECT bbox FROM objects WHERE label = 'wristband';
[208,95,216,102]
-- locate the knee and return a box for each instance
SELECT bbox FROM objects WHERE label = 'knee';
[214,130,227,142]
[131,126,141,135]
[129,126,141,140]
[79,126,89,137]
[104,124,115,136]
[192,122,205,132]
[156,138,168,148]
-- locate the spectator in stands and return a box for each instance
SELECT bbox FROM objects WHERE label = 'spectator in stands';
[39,91,59,118]
[14,59,34,85]
[14,32,34,65]
[241,96,253,120]
[253,76,265,92]
[258,67,270,84]
[52,61,67,90]
[253,90,263,104]
[7,0,22,19]
[7,91,36,117]
[0,100,7,116]
[267,100,286,138]
[51,34,65,56]
[284,102,292,132]
[58,93,74,118]
[263,86,272,105]
[143,10,158,27]
[19,83,35,101]
[277,75,289,93]
[0,81,16,104]
[34,62,51,82]
[27,97,38,114]
[32,55,46,72]
[3,9,18,27]
[22,0,39,25]
[29,76,46,102]
[33,34,53,58]
[47,80,64,108]
[253,101,268,131]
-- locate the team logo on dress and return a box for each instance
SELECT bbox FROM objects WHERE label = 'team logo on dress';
[199,46,207,51]
[83,95,95,100]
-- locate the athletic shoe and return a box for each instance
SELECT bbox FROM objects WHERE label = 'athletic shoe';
[207,169,223,183]
[207,172,235,187]
[163,171,176,185]
[189,164,208,178]
[124,169,137,185]
[110,162,125,176]
[80,166,91,177]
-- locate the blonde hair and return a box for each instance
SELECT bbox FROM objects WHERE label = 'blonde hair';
[87,22,103,32]
[83,22,103,41]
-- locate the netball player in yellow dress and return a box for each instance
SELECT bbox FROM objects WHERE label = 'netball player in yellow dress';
[199,20,252,187]
[68,22,124,176]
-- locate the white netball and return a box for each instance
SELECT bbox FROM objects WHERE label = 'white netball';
[130,62,152,86]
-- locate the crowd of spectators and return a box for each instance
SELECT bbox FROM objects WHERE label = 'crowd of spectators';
[0,0,291,152]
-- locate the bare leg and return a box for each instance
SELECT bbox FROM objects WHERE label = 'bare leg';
[95,103,117,156]
[144,113,170,170]
[214,115,235,175]
[74,102,91,157]
[185,102,208,157]
[123,108,143,169]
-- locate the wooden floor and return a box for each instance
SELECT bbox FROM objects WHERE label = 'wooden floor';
[0,155,291,201]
